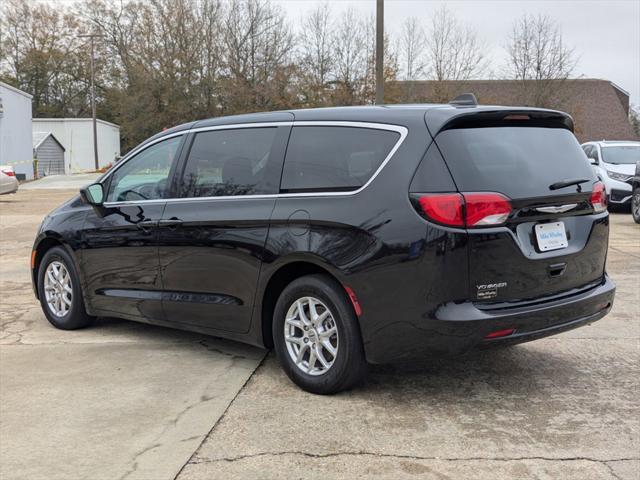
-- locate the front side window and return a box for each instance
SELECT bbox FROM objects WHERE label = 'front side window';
[106,136,182,202]
[281,126,400,192]
[180,127,279,197]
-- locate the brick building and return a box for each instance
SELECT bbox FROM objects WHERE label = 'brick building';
[392,79,638,143]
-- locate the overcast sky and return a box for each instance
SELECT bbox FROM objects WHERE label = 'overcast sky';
[275,0,640,106]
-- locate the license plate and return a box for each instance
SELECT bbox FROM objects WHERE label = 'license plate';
[535,222,568,252]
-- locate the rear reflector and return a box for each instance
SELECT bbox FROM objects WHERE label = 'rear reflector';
[590,181,607,213]
[344,286,362,317]
[484,328,515,339]
[415,192,512,228]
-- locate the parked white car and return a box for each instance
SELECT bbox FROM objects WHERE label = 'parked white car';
[0,165,19,195]
[581,141,640,206]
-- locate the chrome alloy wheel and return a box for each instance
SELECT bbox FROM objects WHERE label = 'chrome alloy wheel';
[284,296,339,376]
[44,261,73,318]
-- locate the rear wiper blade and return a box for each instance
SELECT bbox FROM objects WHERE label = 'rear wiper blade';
[549,178,590,192]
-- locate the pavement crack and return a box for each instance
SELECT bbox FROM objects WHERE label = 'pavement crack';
[190,451,640,466]
[117,443,161,480]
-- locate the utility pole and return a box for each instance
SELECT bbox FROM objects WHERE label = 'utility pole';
[375,0,384,105]
[79,33,102,170]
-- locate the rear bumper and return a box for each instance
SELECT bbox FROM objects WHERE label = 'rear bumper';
[364,275,615,364]
[0,179,18,195]
[609,188,632,204]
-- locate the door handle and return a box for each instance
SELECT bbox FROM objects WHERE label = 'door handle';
[137,219,157,233]
[159,218,183,229]
[548,262,567,277]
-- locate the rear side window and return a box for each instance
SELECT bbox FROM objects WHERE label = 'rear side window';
[281,126,400,192]
[180,127,279,197]
[435,127,596,199]
[409,143,456,192]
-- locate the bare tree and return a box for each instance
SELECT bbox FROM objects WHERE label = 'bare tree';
[506,13,576,107]
[0,0,89,116]
[399,17,426,81]
[296,3,334,106]
[222,0,294,112]
[331,8,368,105]
[426,6,486,82]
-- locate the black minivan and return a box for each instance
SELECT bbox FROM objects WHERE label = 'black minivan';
[32,100,615,394]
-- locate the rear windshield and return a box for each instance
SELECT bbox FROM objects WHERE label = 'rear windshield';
[435,127,595,198]
[601,145,640,165]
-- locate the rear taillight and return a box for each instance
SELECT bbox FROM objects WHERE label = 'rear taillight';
[415,192,512,228]
[464,193,512,226]
[590,181,607,213]
[2,169,15,177]
[418,194,464,227]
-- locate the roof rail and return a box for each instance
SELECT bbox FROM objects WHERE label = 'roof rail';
[449,93,478,107]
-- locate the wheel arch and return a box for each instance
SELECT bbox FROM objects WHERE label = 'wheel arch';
[32,233,80,300]
[258,258,348,349]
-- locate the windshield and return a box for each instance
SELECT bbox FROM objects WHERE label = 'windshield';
[601,145,640,164]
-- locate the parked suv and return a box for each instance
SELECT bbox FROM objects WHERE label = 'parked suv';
[581,140,640,206]
[32,101,615,394]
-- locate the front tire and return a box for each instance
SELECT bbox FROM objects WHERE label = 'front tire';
[38,246,93,330]
[632,188,640,224]
[272,274,367,394]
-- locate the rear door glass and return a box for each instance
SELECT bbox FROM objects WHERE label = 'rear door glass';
[435,127,596,199]
[180,127,279,197]
[281,126,400,192]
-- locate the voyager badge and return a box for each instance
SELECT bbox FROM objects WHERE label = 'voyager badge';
[476,282,507,300]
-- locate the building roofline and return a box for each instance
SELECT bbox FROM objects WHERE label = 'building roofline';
[0,81,33,100]
[33,131,66,152]
[608,81,630,98]
[33,117,120,129]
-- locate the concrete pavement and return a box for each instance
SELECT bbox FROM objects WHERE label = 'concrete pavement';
[1,188,638,480]
[0,189,266,480]
[19,173,102,190]
[178,215,640,480]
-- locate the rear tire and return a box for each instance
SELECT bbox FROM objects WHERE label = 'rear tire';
[632,188,640,224]
[272,274,367,394]
[38,246,93,330]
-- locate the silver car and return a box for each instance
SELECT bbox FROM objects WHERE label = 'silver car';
[0,165,19,195]
[581,141,640,206]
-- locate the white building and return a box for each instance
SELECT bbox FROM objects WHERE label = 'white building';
[32,118,121,174]
[0,81,34,179]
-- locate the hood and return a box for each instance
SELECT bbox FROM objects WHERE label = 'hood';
[603,162,635,175]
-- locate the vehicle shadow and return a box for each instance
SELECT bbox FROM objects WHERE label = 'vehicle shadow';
[357,344,585,400]
[87,316,267,359]
[88,317,592,404]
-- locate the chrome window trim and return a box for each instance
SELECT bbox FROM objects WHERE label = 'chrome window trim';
[102,120,408,207]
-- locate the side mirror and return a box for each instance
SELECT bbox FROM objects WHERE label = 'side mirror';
[81,183,105,206]
[589,157,598,165]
